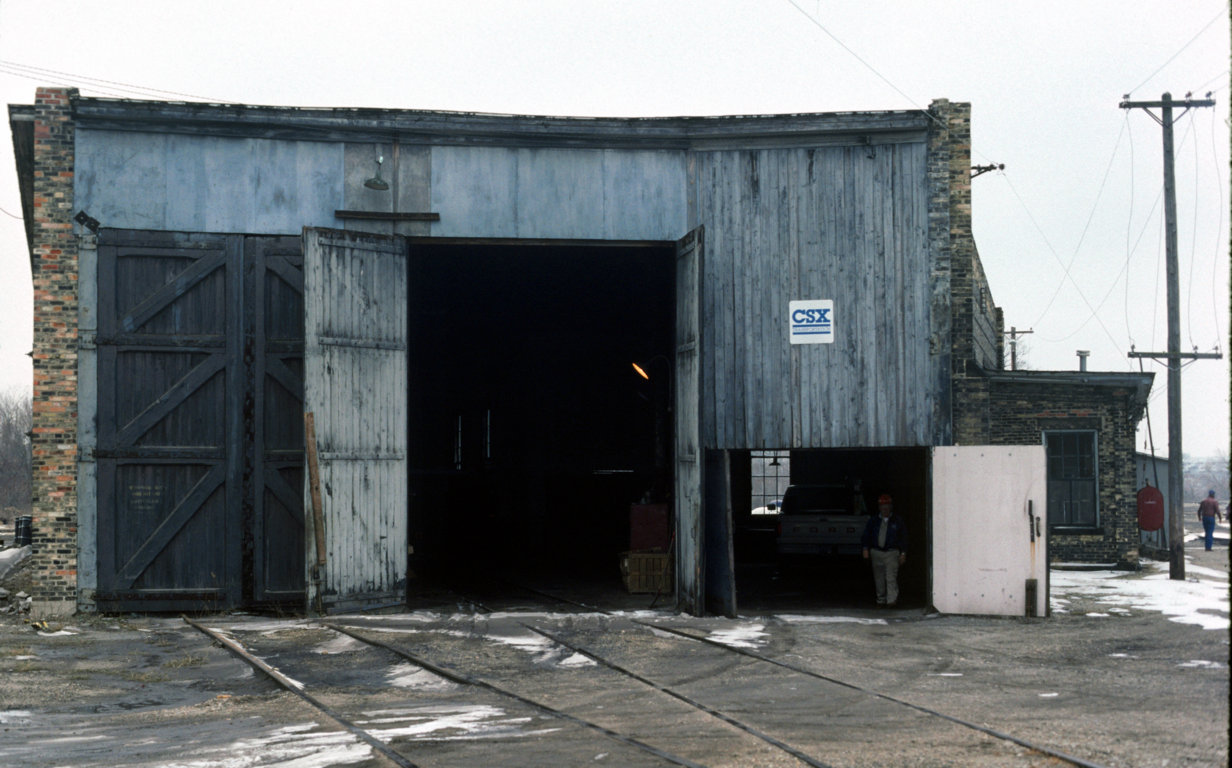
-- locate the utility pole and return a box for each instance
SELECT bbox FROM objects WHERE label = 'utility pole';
[1121,92,1219,581]
[1003,326,1033,371]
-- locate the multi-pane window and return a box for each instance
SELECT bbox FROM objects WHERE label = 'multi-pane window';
[1045,431,1098,527]
[751,450,790,514]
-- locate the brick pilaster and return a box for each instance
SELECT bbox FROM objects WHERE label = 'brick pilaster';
[926,100,956,445]
[944,102,975,374]
[29,87,78,616]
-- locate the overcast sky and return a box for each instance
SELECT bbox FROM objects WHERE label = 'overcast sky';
[0,0,1227,457]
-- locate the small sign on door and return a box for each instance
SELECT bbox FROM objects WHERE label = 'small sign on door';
[789,299,834,344]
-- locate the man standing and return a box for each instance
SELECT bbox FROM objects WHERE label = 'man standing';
[861,493,907,607]
[1197,490,1223,551]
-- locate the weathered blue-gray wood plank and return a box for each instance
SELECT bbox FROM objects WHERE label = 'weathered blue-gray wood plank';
[303,228,408,613]
[692,140,937,450]
[77,130,342,234]
[430,145,687,240]
[675,228,703,615]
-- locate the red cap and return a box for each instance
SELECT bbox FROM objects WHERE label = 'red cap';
[878,494,892,504]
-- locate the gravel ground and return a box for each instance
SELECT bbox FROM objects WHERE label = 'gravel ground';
[0,521,1226,768]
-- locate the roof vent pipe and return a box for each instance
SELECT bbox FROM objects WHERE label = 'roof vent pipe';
[1077,350,1090,372]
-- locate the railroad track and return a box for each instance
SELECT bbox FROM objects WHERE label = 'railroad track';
[184,589,1114,768]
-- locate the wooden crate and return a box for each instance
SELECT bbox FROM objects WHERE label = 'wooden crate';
[620,550,672,594]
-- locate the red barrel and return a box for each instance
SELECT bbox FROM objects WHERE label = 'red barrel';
[1137,486,1164,531]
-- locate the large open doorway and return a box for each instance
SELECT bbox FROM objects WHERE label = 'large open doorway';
[730,447,931,612]
[407,242,677,594]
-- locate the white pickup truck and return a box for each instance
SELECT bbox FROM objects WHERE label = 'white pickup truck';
[775,483,869,558]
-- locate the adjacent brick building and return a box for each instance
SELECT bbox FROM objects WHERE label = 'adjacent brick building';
[952,371,1151,567]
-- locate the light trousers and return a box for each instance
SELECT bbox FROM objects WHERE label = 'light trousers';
[870,548,901,605]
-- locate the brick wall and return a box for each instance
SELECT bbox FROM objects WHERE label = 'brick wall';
[28,87,78,616]
[941,102,976,378]
[925,100,958,444]
[954,377,1144,567]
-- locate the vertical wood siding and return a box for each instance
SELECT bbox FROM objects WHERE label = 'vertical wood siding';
[674,229,703,614]
[694,141,937,449]
[303,228,407,612]
[76,130,342,235]
[430,145,688,240]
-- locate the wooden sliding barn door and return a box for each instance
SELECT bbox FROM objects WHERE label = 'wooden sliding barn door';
[303,227,409,614]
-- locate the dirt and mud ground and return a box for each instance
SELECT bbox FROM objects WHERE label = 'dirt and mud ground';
[0,514,1227,768]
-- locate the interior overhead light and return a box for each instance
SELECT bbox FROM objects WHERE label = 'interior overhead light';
[364,155,389,191]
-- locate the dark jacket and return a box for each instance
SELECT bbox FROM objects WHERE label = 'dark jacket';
[861,513,907,552]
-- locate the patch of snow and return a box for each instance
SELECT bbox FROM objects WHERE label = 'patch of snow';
[927,672,963,677]
[707,623,767,649]
[1050,557,1229,631]
[36,629,78,637]
[485,631,551,653]
[0,711,33,723]
[313,634,366,654]
[1038,692,1059,698]
[484,631,596,668]
[468,611,594,622]
[330,611,443,623]
[219,619,311,633]
[1085,612,1110,617]
[775,614,888,626]
[356,704,556,741]
[606,610,669,619]
[1178,659,1226,669]
[384,662,455,690]
[151,723,371,768]
[1187,563,1229,580]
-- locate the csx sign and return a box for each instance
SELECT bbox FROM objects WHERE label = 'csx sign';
[788,299,834,345]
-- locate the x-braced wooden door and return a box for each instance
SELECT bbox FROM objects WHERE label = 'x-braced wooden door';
[96,231,243,611]
[95,230,305,612]
[248,237,307,605]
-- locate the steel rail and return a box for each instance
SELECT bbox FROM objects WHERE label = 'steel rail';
[634,620,1115,768]
[526,624,835,768]
[324,622,707,768]
[419,585,1115,768]
[183,616,420,768]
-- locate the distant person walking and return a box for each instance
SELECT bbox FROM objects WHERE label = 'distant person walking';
[1197,490,1222,551]
[861,494,907,607]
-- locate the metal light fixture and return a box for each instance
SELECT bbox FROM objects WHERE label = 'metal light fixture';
[364,155,389,191]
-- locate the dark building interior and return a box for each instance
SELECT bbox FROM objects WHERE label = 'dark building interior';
[731,447,930,610]
[407,243,676,588]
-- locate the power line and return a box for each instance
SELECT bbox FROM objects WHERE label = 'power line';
[1124,113,1138,347]
[1207,107,1226,345]
[1125,6,1227,96]
[0,58,223,102]
[999,173,1126,357]
[1196,68,1230,92]
[1185,107,1201,348]
[1028,119,1127,330]
[782,0,935,118]
[0,64,132,99]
